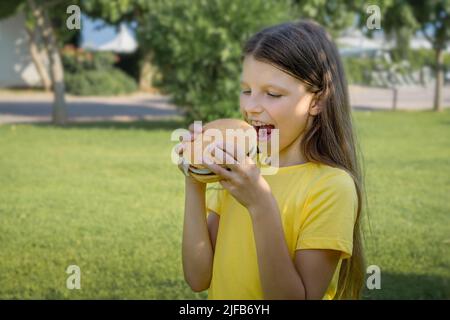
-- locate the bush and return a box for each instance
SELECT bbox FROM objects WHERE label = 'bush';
[65,69,137,96]
[342,48,450,86]
[138,0,293,123]
[342,57,377,85]
[62,46,137,96]
[408,49,435,71]
[408,48,450,74]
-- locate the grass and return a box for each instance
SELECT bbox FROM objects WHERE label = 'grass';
[0,111,449,299]
[355,110,450,299]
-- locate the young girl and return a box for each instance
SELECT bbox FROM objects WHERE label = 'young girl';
[177,20,365,300]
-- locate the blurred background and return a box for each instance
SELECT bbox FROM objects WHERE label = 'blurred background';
[0,0,448,299]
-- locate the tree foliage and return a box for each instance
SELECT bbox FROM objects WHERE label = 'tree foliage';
[291,0,356,38]
[82,0,362,122]
[135,0,292,122]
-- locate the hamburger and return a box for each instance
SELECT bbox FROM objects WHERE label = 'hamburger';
[180,118,258,183]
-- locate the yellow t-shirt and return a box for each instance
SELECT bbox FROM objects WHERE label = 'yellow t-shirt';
[205,161,358,300]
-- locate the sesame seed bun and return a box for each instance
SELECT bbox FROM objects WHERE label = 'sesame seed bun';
[182,118,258,183]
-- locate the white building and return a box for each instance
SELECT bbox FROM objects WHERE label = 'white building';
[0,13,45,88]
[85,24,138,53]
[0,14,138,89]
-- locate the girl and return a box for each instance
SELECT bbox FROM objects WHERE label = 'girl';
[177,20,365,300]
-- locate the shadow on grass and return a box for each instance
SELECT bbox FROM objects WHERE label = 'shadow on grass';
[31,119,186,131]
[362,272,450,300]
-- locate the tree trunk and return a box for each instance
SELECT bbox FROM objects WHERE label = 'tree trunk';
[139,51,157,92]
[392,87,398,111]
[433,48,444,112]
[28,0,67,125]
[25,26,52,91]
[42,8,67,124]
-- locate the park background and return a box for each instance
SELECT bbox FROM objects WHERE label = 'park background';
[0,0,449,299]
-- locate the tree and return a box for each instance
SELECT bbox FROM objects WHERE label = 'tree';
[291,0,357,38]
[81,0,147,88]
[409,0,449,112]
[84,0,362,122]
[83,0,291,122]
[358,0,449,112]
[82,0,162,92]
[0,0,78,124]
[381,0,418,62]
[141,0,298,123]
[24,24,52,91]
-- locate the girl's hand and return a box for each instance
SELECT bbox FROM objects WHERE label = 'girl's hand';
[202,141,273,211]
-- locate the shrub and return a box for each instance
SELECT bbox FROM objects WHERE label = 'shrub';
[65,69,137,96]
[342,48,450,86]
[62,46,137,96]
[138,0,293,123]
[342,57,376,85]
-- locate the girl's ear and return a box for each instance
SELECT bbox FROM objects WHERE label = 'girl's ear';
[309,96,324,116]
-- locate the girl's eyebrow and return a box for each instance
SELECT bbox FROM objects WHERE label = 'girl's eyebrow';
[240,81,288,92]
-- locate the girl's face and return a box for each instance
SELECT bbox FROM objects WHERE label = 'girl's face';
[240,55,320,158]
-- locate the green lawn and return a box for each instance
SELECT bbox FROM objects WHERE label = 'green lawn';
[0,110,449,299]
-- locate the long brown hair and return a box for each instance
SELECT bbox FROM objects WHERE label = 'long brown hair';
[243,20,366,299]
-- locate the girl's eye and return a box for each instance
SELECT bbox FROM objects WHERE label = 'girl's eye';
[240,90,282,98]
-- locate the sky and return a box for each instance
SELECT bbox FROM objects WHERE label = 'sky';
[80,14,136,49]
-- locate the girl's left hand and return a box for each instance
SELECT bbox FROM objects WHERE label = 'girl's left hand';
[203,141,273,211]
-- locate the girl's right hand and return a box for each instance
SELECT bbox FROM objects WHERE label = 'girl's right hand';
[175,123,204,182]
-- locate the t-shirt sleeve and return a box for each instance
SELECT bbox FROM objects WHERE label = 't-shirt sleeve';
[205,183,226,216]
[296,171,358,260]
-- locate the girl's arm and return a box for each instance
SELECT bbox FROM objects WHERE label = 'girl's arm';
[181,176,215,292]
[248,196,340,300]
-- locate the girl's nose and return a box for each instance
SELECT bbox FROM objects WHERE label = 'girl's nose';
[243,97,264,114]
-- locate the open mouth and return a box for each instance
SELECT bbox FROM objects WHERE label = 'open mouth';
[253,124,275,141]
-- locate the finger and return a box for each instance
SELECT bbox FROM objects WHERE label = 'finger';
[213,142,245,172]
[228,141,247,163]
[214,140,247,164]
[202,155,235,180]
[210,152,241,181]
[244,155,256,166]
[174,142,185,155]
[177,157,190,177]
[229,140,257,166]
[211,144,237,166]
